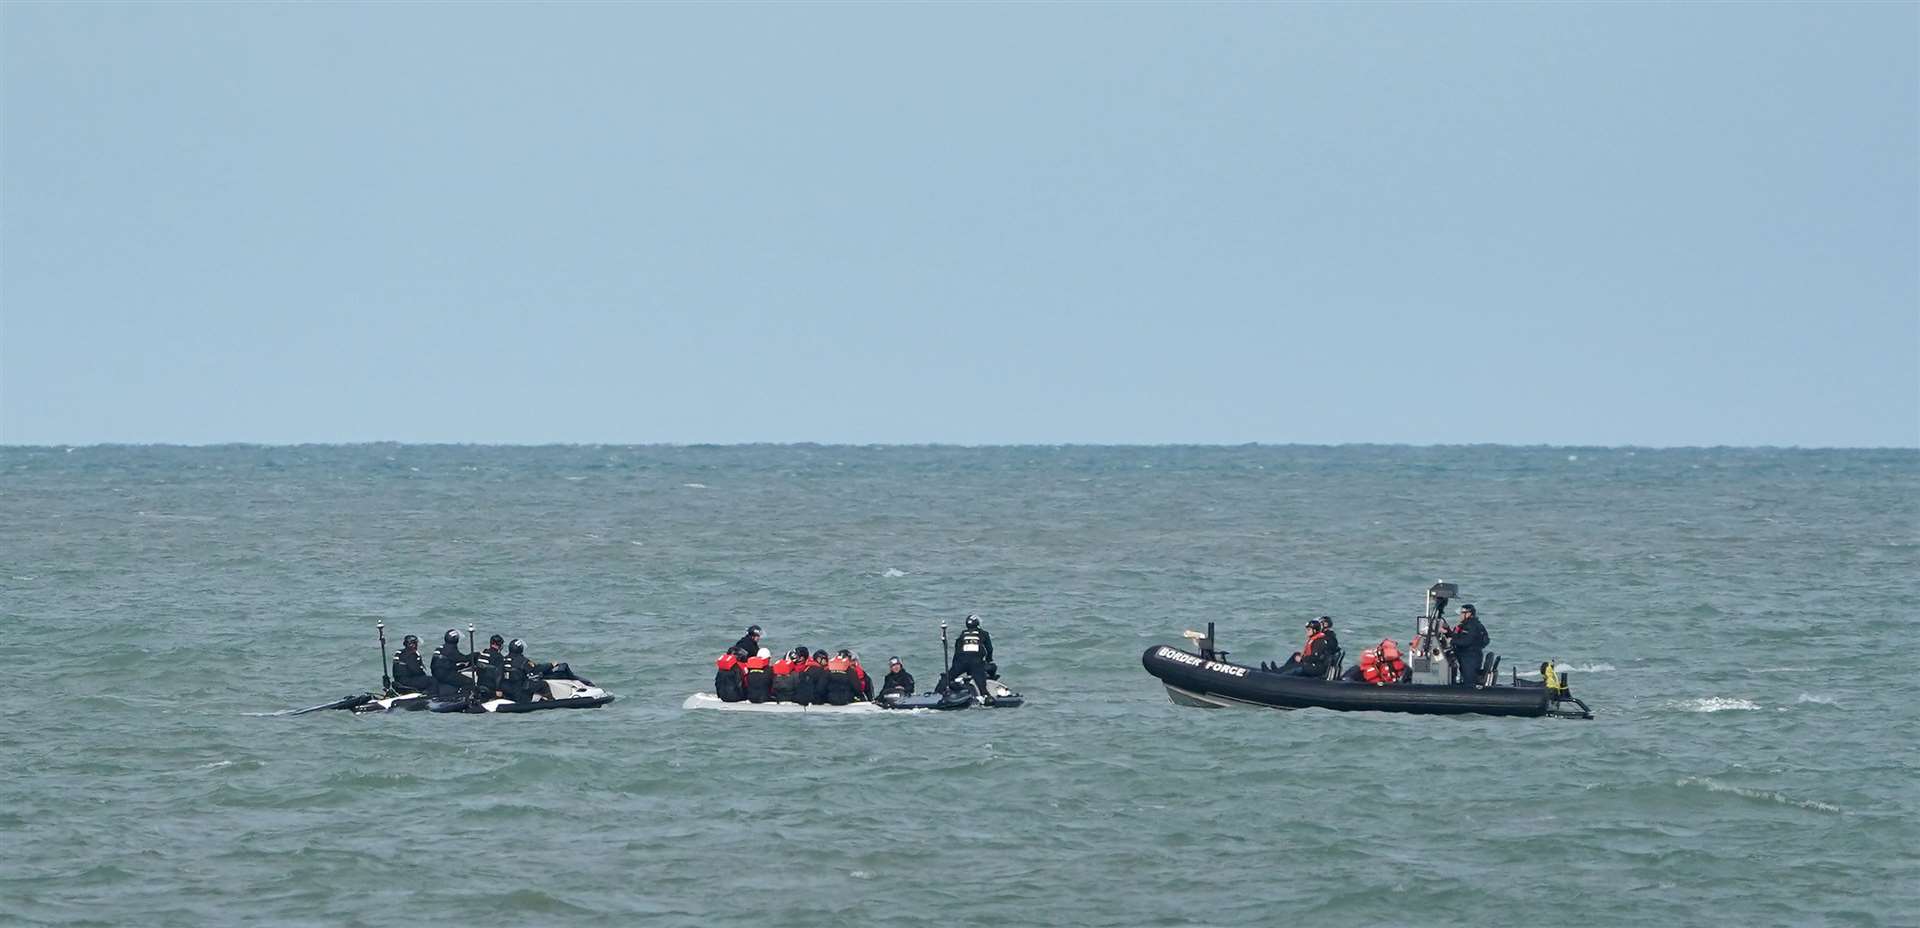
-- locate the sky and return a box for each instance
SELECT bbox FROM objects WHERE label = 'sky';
[2,2,1915,447]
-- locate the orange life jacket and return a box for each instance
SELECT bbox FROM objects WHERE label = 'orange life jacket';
[772,658,794,676]
[826,656,851,673]
[1300,631,1325,658]
[715,653,740,672]
[744,655,771,675]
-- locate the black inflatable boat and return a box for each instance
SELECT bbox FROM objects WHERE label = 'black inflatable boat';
[1143,582,1592,719]
[1142,644,1572,717]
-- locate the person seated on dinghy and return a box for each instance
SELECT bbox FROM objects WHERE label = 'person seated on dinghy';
[1271,618,1328,675]
[880,657,915,698]
[1292,618,1337,677]
[823,650,861,705]
[848,650,874,701]
[714,649,748,702]
[770,649,801,702]
[744,647,776,703]
[430,629,475,697]
[391,634,434,694]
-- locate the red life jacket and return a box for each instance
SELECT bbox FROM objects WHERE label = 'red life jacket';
[1301,631,1325,658]
[715,653,740,672]
[826,656,851,673]
[772,658,794,676]
[851,663,869,687]
[744,655,771,673]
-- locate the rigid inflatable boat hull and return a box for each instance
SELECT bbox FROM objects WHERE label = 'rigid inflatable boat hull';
[1143,645,1549,718]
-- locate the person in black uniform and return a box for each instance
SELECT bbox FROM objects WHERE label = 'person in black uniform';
[1295,617,1337,678]
[1449,604,1490,686]
[429,629,473,697]
[473,634,507,696]
[729,625,763,660]
[949,614,995,702]
[390,634,433,694]
[497,639,544,702]
[880,657,915,697]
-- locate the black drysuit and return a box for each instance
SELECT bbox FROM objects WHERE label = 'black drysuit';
[430,642,473,697]
[391,647,433,694]
[950,627,994,698]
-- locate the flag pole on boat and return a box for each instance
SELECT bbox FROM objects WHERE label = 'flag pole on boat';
[377,621,392,696]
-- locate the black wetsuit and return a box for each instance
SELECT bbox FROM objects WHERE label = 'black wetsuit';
[730,635,761,659]
[1450,616,1489,686]
[950,627,994,698]
[391,647,433,694]
[429,642,473,697]
[1296,632,1337,678]
[473,647,505,695]
[881,669,915,697]
[499,653,543,703]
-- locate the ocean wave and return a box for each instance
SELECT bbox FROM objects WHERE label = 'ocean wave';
[682,482,708,489]
[1793,693,1838,706]
[882,568,907,578]
[1556,662,1615,673]
[1753,667,1814,674]
[1676,776,1841,814]
[1677,697,1761,713]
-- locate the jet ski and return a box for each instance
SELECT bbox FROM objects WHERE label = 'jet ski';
[879,677,1025,710]
[1142,582,1592,720]
[283,624,614,716]
[430,676,614,713]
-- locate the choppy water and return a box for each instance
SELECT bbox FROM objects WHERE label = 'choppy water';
[3,445,1916,926]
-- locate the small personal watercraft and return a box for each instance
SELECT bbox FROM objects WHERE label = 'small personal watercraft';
[281,623,615,716]
[1142,582,1592,719]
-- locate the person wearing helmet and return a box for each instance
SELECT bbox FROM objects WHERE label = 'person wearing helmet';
[730,625,763,661]
[770,649,800,702]
[390,634,433,694]
[473,634,508,697]
[430,629,474,697]
[1295,617,1338,678]
[744,647,775,703]
[823,649,860,705]
[947,614,996,703]
[1447,604,1490,686]
[497,638,542,702]
[880,657,915,698]
[804,649,831,704]
[846,650,874,701]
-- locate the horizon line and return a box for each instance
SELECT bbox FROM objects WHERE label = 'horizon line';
[2,441,1915,452]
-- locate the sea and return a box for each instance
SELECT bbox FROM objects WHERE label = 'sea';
[2,444,1915,927]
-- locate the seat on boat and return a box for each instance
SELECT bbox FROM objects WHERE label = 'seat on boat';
[1324,648,1345,680]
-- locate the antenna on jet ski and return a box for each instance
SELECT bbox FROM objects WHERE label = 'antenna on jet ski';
[377,621,392,696]
[939,620,951,674]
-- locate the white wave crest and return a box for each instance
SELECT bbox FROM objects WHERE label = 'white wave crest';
[1753,667,1814,674]
[1679,697,1761,713]
[1676,776,1841,814]
[1794,693,1838,705]
[882,568,907,578]
[1555,662,1615,673]
[682,483,708,489]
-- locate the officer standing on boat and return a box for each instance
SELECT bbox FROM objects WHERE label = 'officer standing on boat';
[949,614,996,702]
[1449,604,1490,686]
[730,625,763,659]
[390,634,433,694]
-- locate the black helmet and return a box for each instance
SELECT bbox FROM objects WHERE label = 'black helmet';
[444,629,461,645]
[747,625,762,636]
[403,634,419,647]
[837,649,852,659]
[812,649,829,660]
[965,614,980,630]
[508,638,525,655]
[1318,616,1334,628]
[1459,604,1476,617]
[489,634,504,647]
